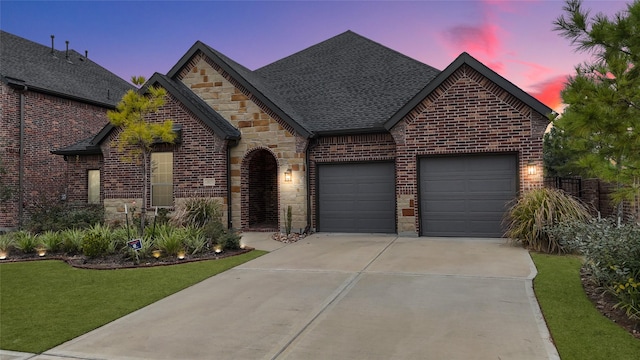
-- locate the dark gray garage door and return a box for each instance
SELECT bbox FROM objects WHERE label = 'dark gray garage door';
[318,162,395,233]
[420,154,517,237]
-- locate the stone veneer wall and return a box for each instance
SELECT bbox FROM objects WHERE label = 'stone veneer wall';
[392,64,548,235]
[177,55,307,231]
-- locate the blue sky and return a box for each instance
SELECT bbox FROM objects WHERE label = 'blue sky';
[1,0,629,111]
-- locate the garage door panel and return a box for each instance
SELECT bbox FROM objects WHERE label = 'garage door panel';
[318,162,395,233]
[420,154,517,237]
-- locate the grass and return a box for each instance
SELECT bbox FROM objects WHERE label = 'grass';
[531,253,640,360]
[0,251,267,353]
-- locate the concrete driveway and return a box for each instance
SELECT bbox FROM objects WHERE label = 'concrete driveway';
[26,233,558,360]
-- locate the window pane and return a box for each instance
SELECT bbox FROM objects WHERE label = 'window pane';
[88,170,100,204]
[151,152,173,207]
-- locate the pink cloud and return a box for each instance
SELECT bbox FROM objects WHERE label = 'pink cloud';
[510,59,553,82]
[444,22,501,58]
[530,75,569,112]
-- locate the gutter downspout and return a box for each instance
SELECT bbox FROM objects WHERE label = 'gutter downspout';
[305,137,317,232]
[226,139,239,230]
[18,85,27,228]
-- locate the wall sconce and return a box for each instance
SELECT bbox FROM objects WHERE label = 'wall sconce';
[527,162,537,175]
[284,168,292,182]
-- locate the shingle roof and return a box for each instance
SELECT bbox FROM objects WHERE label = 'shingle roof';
[0,30,133,107]
[58,72,242,155]
[255,30,441,134]
[50,136,101,156]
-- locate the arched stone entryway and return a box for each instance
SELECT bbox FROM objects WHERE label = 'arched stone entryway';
[241,149,278,230]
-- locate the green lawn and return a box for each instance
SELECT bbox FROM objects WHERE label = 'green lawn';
[531,253,640,360]
[0,251,266,353]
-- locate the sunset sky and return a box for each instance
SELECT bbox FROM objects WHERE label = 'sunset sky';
[1,0,628,112]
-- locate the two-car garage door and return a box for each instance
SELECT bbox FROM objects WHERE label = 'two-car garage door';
[419,154,517,237]
[316,154,517,237]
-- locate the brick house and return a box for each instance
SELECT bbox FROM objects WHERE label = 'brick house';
[56,31,550,237]
[0,31,133,231]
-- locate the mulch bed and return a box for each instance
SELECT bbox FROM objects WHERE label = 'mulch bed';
[0,247,254,270]
[581,266,640,339]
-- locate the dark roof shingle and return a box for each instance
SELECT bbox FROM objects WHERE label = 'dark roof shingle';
[0,30,133,107]
[255,30,441,134]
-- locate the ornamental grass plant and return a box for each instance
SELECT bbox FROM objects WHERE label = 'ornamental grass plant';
[503,187,590,253]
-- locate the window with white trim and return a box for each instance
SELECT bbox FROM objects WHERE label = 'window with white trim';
[151,152,173,207]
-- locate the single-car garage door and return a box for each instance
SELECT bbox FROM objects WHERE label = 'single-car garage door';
[318,162,395,233]
[420,154,517,237]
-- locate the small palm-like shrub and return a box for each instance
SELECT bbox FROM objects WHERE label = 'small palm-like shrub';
[13,231,39,254]
[38,231,61,253]
[60,228,84,254]
[0,233,14,253]
[181,226,207,255]
[171,198,221,228]
[503,187,590,253]
[155,228,183,256]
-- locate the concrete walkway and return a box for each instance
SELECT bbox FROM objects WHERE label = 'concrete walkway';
[3,233,559,360]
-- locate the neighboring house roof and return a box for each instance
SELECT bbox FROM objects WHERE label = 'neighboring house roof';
[51,136,102,156]
[0,30,133,107]
[385,52,553,130]
[255,31,441,135]
[166,41,313,138]
[56,72,241,155]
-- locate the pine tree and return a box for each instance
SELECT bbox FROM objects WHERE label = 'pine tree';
[553,0,640,220]
[107,76,176,230]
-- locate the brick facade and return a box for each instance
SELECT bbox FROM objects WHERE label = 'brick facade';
[308,133,397,230]
[100,92,229,225]
[54,43,549,237]
[0,83,109,230]
[391,65,547,235]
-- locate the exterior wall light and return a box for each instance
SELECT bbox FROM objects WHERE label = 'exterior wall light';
[527,162,537,175]
[284,168,292,182]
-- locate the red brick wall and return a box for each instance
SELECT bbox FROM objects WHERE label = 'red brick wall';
[0,84,109,229]
[63,155,103,203]
[308,133,396,229]
[393,64,548,233]
[101,92,229,209]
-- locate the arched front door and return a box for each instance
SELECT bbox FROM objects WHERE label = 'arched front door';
[243,149,278,230]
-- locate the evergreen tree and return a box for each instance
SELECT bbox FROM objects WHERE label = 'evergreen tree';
[107,76,176,230]
[553,0,640,219]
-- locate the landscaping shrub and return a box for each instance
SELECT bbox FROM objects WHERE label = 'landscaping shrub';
[171,198,221,228]
[81,224,112,258]
[12,231,39,254]
[0,233,14,254]
[155,228,183,256]
[181,226,207,255]
[503,187,590,253]
[547,218,640,320]
[201,219,240,250]
[60,228,84,254]
[38,230,61,253]
[26,199,103,233]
